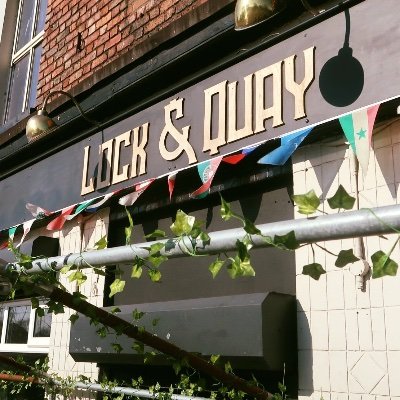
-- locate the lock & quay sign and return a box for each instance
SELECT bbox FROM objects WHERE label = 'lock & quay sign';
[81,46,316,196]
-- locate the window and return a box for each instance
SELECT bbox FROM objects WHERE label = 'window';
[3,0,47,124]
[0,300,51,352]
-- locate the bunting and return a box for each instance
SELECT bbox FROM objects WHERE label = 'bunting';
[16,219,35,248]
[26,203,51,219]
[46,205,75,231]
[168,172,178,201]
[191,156,223,198]
[118,179,155,206]
[258,127,313,165]
[9,226,18,242]
[339,105,380,173]
[86,190,120,213]
[66,199,96,220]
[0,240,8,250]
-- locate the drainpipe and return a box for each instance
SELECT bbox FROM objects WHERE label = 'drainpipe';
[350,152,370,290]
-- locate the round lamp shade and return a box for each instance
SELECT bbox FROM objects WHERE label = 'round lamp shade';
[26,109,57,142]
[235,0,286,30]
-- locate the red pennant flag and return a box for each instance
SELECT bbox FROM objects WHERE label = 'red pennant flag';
[118,179,155,206]
[222,154,246,165]
[0,240,8,250]
[168,172,178,201]
[46,205,75,231]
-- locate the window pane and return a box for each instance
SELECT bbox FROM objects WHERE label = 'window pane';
[16,0,35,52]
[5,305,30,344]
[33,311,51,338]
[35,0,48,35]
[5,54,29,123]
[29,44,43,109]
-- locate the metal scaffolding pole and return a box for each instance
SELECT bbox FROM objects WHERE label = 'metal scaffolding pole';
[5,204,400,274]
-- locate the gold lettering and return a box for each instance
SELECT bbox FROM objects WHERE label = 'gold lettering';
[159,98,197,163]
[284,46,315,120]
[227,74,253,143]
[203,81,227,155]
[80,145,95,195]
[131,122,149,178]
[254,61,283,133]
[96,138,114,190]
[112,130,131,185]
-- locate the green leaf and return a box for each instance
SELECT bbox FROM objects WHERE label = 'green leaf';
[228,255,255,278]
[46,300,64,314]
[327,185,356,210]
[131,264,143,279]
[273,231,299,250]
[36,307,45,318]
[170,210,195,236]
[109,278,126,298]
[335,249,359,268]
[69,313,79,325]
[111,307,121,314]
[165,239,176,252]
[220,196,233,221]
[199,231,211,245]
[68,270,87,286]
[302,263,326,280]
[72,291,87,305]
[152,318,160,327]
[111,343,123,354]
[292,190,320,215]
[125,207,134,245]
[244,218,261,235]
[145,229,167,239]
[132,341,144,354]
[210,355,220,365]
[209,258,225,279]
[93,268,106,276]
[149,242,165,255]
[96,326,108,338]
[132,309,145,320]
[224,361,233,374]
[148,269,162,282]
[60,265,71,274]
[94,236,107,250]
[148,255,168,268]
[371,250,398,278]
[31,297,39,309]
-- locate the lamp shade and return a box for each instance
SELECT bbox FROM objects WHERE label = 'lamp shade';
[26,109,57,142]
[235,0,286,30]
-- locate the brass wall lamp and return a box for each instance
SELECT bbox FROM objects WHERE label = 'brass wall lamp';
[235,0,319,30]
[26,89,99,143]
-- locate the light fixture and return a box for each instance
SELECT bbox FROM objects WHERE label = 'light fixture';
[234,0,319,30]
[234,0,287,30]
[26,89,99,142]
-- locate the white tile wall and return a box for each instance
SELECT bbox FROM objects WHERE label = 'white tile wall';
[294,121,400,399]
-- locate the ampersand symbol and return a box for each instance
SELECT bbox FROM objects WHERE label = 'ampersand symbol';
[159,98,197,164]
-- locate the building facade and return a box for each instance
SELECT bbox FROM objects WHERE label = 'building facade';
[0,0,400,399]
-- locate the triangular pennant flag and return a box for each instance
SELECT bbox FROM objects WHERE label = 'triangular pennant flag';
[258,127,313,165]
[16,219,35,248]
[168,172,178,201]
[191,156,223,198]
[66,199,96,220]
[9,226,18,242]
[26,203,51,219]
[86,190,121,213]
[339,104,380,173]
[46,205,75,231]
[222,153,246,165]
[0,240,8,250]
[242,143,261,155]
[118,179,155,206]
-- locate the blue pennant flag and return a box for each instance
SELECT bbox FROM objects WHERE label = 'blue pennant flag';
[258,127,313,165]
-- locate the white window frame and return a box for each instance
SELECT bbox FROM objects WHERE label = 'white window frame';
[0,299,50,353]
[3,0,45,123]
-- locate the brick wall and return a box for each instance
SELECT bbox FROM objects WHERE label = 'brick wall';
[37,0,218,105]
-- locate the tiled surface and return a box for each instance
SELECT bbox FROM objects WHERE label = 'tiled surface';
[46,209,109,399]
[294,122,400,400]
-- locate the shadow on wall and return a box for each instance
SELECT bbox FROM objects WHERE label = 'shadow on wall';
[296,300,313,396]
[319,9,364,107]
